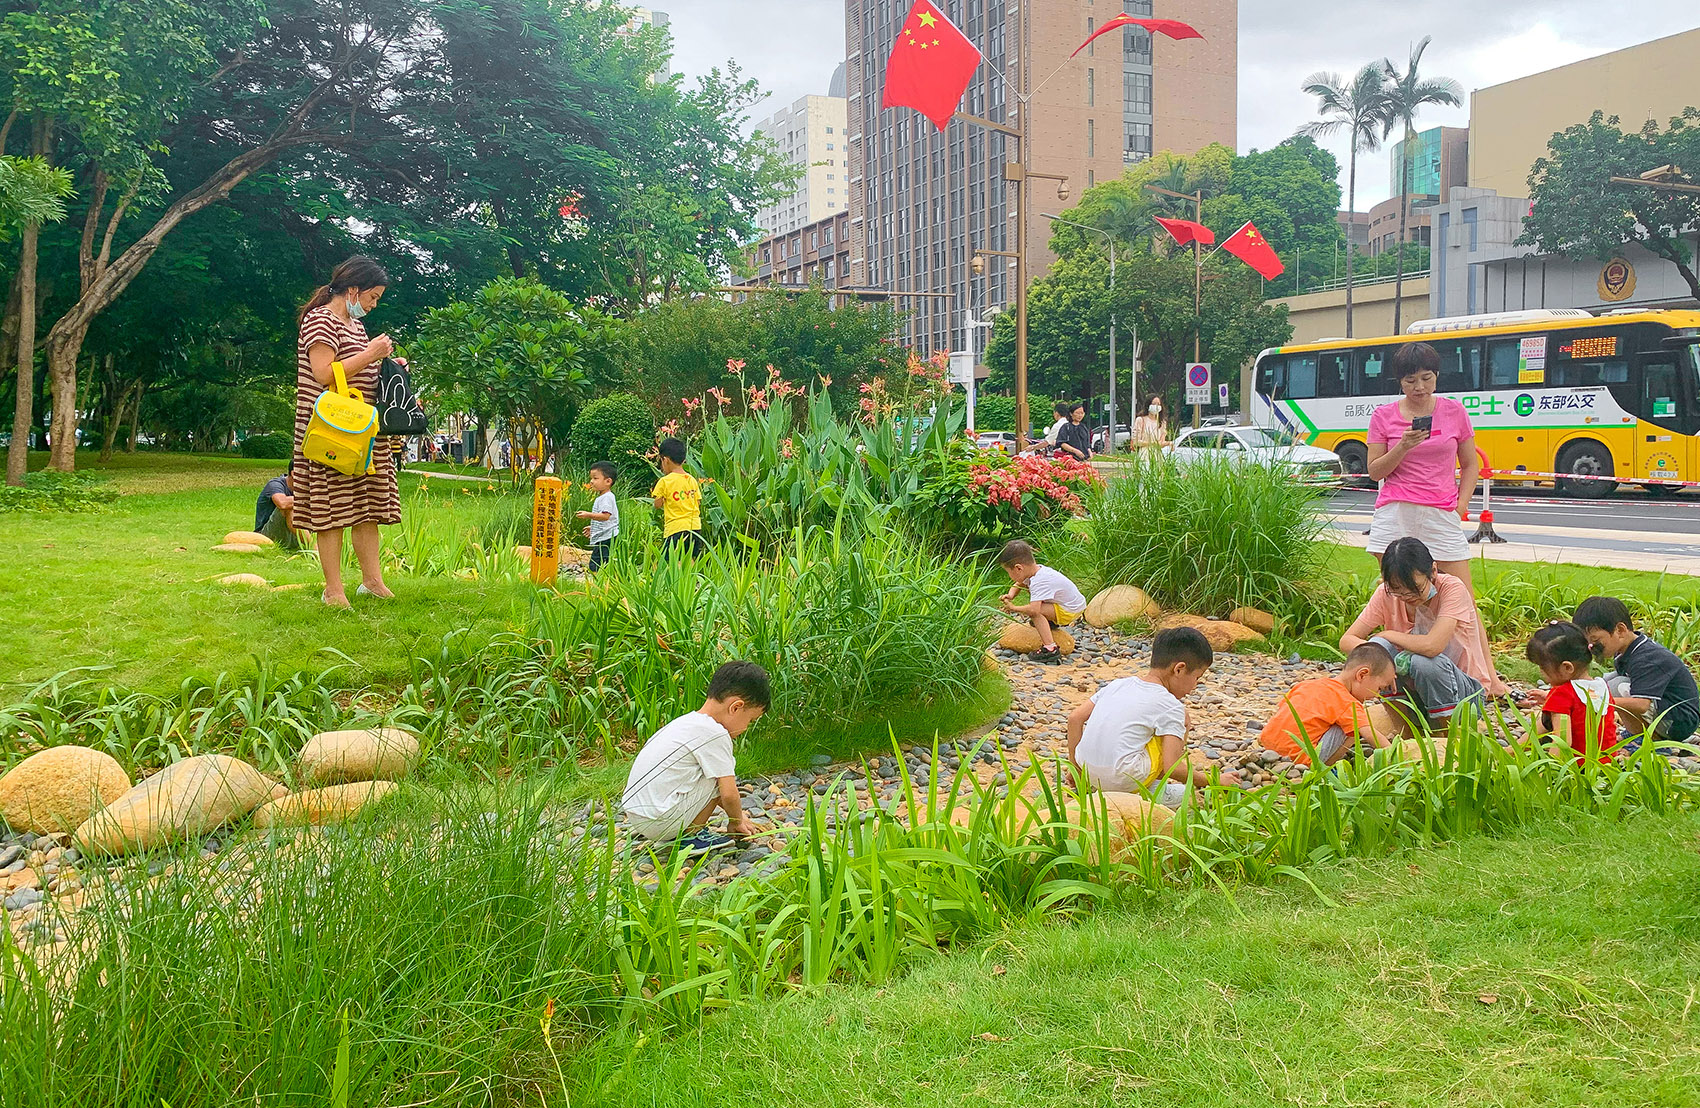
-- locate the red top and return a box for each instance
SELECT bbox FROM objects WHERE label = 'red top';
[1542,678,1619,762]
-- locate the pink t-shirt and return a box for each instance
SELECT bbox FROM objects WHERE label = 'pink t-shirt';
[1368,397,1473,510]
[1345,572,1495,689]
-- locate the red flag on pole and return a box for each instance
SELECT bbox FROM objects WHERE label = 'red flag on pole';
[880,1,983,132]
[1154,216,1215,247]
[1071,14,1202,58]
[1221,221,1285,279]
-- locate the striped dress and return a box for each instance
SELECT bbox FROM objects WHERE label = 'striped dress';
[291,306,401,531]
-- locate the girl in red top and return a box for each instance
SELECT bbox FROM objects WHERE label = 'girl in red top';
[1523,622,1619,763]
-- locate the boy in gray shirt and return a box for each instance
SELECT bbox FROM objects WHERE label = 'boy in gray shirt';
[577,461,620,572]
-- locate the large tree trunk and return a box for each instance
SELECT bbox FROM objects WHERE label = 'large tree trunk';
[6,221,40,486]
[1343,152,1358,339]
[125,383,143,452]
[44,328,86,471]
[1392,132,1411,335]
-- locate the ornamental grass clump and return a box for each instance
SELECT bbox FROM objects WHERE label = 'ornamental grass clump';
[1086,453,1328,616]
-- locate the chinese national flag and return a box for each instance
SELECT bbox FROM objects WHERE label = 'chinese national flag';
[880,1,983,131]
[1071,14,1203,58]
[1154,216,1215,247]
[1221,221,1285,279]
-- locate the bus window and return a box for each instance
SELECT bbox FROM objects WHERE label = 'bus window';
[1355,347,1397,395]
[1318,351,1352,397]
[1285,354,1319,399]
[1553,358,1629,388]
[1432,340,1482,393]
[1486,339,1522,388]
[1256,355,1285,398]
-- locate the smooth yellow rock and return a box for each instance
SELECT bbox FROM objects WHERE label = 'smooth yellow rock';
[251,781,399,828]
[1228,606,1277,635]
[74,755,284,855]
[271,583,311,593]
[0,746,132,835]
[1084,585,1157,627]
[211,543,263,554]
[1156,613,1265,652]
[997,624,1076,655]
[218,573,270,588]
[223,530,275,547]
[298,728,420,786]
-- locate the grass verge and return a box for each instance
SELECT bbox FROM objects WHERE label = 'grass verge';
[572,811,1700,1107]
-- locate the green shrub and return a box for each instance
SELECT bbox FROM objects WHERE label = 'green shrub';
[239,432,291,460]
[973,393,1053,433]
[571,392,655,486]
[0,470,118,513]
[1086,454,1327,616]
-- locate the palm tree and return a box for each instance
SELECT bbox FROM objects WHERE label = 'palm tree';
[1299,63,1391,338]
[1382,37,1463,334]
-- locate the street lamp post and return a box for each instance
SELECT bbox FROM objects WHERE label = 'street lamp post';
[1042,213,1118,452]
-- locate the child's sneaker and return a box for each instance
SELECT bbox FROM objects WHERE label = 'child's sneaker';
[1036,645,1064,665]
[674,829,736,857]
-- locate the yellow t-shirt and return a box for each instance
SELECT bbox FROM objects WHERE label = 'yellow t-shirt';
[651,470,703,536]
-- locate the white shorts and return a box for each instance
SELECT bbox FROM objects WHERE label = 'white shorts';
[1366,500,1470,562]
[624,778,718,841]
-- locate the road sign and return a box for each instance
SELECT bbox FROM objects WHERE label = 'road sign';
[948,351,975,385]
[1218,383,1230,408]
[1185,362,1212,405]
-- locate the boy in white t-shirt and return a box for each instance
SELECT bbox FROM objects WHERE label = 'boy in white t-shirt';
[621,661,769,854]
[576,461,620,573]
[997,539,1088,665]
[1066,627,1236,807]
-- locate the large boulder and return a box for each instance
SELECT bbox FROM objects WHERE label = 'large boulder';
[298,728,420,786]
[1228,606,1277,635]
[1069,791,1175,862]
[74,755,285,855]
[223,530,275,547]
[1157,613,1264,653]
[0,746,132,835]
[1085,585,1157,628]
[997,624,1076,656]
[252,781,399,829]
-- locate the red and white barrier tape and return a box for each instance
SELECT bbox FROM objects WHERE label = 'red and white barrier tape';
[1481,468,1700,489]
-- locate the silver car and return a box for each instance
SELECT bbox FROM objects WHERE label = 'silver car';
[974,431,1018,453]
[1166,425,1344,482]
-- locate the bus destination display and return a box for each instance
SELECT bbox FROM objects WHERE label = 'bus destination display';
[1558,335,1619,360]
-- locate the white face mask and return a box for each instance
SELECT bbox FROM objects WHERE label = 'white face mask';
[1149,403,1161,415]
[345,295,368,320]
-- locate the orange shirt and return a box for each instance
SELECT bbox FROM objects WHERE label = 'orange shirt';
[1259,677,1374,766]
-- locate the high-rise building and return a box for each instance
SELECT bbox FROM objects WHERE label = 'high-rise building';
[843,0,1237,353]
[753,66,851,235]
[619,6,672,77]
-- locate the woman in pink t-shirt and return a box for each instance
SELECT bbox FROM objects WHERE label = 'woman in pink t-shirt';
[1365,343,1506,697]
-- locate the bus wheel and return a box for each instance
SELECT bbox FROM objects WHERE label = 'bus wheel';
[1335,441,1371,487]
[1556,441,1617,497]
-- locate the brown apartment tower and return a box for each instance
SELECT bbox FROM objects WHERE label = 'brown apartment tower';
[843,0,1236,353]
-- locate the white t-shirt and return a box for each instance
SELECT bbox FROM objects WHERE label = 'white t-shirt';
[621,712,735,818]
[590,491,619,544]
[1028,566,1087,614]
[1075,676,1187,790]
[1043,417,1068,446]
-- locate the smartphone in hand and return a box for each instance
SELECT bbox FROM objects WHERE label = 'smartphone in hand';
[1411,415,1434,438]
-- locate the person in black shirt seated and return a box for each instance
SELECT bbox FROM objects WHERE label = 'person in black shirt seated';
[1574,595,1699,751]
[255,473,302,550]
[1055,401,1093,462]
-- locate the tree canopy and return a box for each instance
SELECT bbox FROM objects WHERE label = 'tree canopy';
[1522,109,1700,303]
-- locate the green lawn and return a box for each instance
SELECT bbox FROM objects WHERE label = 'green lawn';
[2,454,531,692]
[574,812,1700,1107]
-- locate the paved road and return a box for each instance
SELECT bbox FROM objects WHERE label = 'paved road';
[1325,485,1700,571]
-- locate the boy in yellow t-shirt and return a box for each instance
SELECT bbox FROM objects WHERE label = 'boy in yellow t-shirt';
[651,437,706,555]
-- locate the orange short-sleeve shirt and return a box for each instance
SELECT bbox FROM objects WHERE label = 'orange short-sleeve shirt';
[1259,677,1374,765]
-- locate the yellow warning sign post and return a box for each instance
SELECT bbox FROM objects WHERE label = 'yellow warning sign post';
[530,476,563,586]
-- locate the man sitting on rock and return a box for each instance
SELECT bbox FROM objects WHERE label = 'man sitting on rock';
[1260,643,1398,767]
[997,540,1087,666]
[254,472,302,550]
[1066,627,1237,807]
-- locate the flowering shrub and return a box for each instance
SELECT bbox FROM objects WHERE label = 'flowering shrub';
[914,450,1101,543]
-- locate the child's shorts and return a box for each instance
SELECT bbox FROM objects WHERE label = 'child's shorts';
[625,778,719,841]
[1051,604,1081,627]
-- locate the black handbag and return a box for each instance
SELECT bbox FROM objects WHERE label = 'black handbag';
[377,357,428,435]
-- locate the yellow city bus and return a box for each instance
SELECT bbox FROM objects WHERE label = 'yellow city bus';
[1251,309,1700,495]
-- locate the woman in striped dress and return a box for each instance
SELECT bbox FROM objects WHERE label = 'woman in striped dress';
[292,256,401,608]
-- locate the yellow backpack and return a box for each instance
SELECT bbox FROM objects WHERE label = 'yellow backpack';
[302,362,378,476]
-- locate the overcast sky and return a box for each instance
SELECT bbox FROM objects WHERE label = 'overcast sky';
[659,1,1699,210]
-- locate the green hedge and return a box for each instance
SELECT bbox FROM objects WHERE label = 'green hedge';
[973,394,1053,433]
[571,392,655,489]
[240,433,291,460]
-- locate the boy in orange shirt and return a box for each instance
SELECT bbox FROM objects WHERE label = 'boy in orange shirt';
[1260,643,1398,766]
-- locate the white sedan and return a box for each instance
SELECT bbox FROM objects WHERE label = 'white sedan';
[1166,425,1344,482]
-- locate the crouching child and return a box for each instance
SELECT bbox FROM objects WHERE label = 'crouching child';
[1259,643,1397,766]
